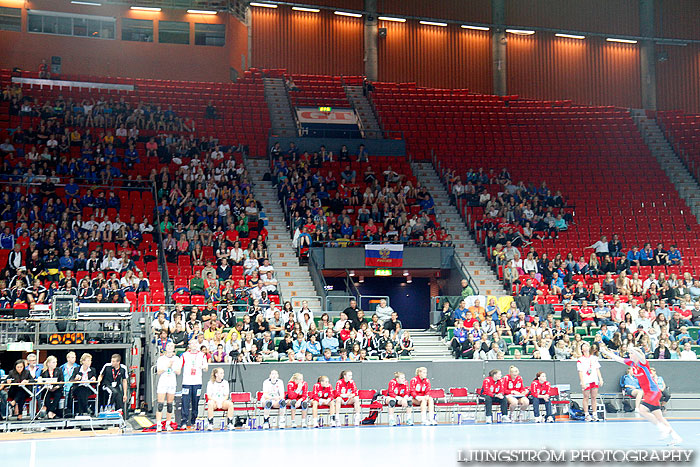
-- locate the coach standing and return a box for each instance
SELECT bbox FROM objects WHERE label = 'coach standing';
[181,339,208,428]
[98,354,128,415]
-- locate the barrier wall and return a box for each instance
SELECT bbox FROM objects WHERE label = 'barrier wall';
[314,247,453,269]
[161,360,700,397]
[266,137,406,157]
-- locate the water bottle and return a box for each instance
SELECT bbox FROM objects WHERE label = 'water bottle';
[247,418,252,430]
[196,419,202,431]
[319,417,323,427]
[344,414,348,426]
[457,413,462,425]
[396,415,401,426]
[497,413,502,423]
[221,419,226,430]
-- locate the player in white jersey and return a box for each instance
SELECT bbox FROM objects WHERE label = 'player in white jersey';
[261,369,286,429]
[577,341,603,422]
[155,343,182,431]
[205,368,234,430]
[180,339,209,428]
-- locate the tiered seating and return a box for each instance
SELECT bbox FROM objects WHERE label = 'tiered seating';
[370,83,700,279]
[287,74,351,108]
[1,67,271,156]
[657,111,700,182]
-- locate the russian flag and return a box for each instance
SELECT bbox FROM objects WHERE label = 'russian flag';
[365,244,404,267]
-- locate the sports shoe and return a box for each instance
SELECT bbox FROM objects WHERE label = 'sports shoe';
[584,414,592,422]
[278,418,285,429]
[535,416,543,423]
[263,421,270,430]
[546,416,555,423]
[668,433,683,446]
[228,423,235,430]
[330,419,337,427]
[485,417,492,424]
[206,422,213,431]
[405,418,413,426]
[156,424,162,432]
[291,421,297,429]
[313,419,319,428]
[389,418,397,426]
[301,419,307,428]
[591,414,599,422]
[501,415,512,423]
[430,418,438,425]
[422,419,431,425]
[658,425,672,440]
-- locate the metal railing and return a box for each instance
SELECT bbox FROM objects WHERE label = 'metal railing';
[0,317,133,347]
[452,247,480,296]
[308,253,328,308]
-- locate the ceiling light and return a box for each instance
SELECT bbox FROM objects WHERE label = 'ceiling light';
[403,270,409,276]
[358,276,364,283]
[349,270,355,277]
[420,21,447,27]
[506,29,535,35]
[378,16,405,22]
[334,11,362,17]
[71,1,102,5]
[555,33,585,39]
[249,2,277,7]
[406,275,412,283]
[461,25,489,31]
[187,9,217,14]
[292,6,320,12]
[606,38,637,44]
[130,6,161,11]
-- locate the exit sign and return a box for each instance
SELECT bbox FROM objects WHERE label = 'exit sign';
[374,269,392,276]
[318,106,332,112]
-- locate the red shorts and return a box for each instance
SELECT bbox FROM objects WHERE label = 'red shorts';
[643,391,662,407]
[584,383,599,391]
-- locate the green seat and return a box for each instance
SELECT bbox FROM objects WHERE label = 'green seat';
[691,345,700,358]
[574,327,588,336]
[589,326,600,336]
[399,355,412,360]
[688,327,700,341]
[525,345,535,354]
[583,336,595,344]
[503,355,515,360]
[447,327,455,340]
[263,355,277,362]
[274,337,283,346]
[314,317,322,328]
[501,335,513,344]
[508,345,520,355]
[368,356,380,360]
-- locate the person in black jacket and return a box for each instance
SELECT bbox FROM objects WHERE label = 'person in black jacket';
[71,353,97,416]
[6,359,33,419]
[38,355,64,419]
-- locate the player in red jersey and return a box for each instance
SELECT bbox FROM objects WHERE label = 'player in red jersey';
[480,369,510,423]
[386,371,413,426]
[503,365,530,421]
[335,370,361,426]
[529,371,554,423]
[410,367,436,425]
[310,375,337,428]
[603,347,682,445]
[286,373,309,428]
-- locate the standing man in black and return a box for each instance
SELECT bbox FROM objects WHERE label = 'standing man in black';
[343,299,360,327]
[98,354,128,415]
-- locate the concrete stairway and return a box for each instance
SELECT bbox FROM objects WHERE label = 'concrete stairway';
[344,85,382,139]
[407,328,454,360]
[410,162,506,296]
[263,77,297,138]
[631,110,700,222]
[245,158,322,311]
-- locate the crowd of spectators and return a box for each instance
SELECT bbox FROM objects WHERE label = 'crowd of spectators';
[437,283,700,362]
[269,142,452,249]
[151,298,414,363]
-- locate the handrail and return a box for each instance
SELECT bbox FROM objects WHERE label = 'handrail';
[151,178,171,300]
[344,269,361,301]
[452,253,480,296]
[308,252,328,310]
